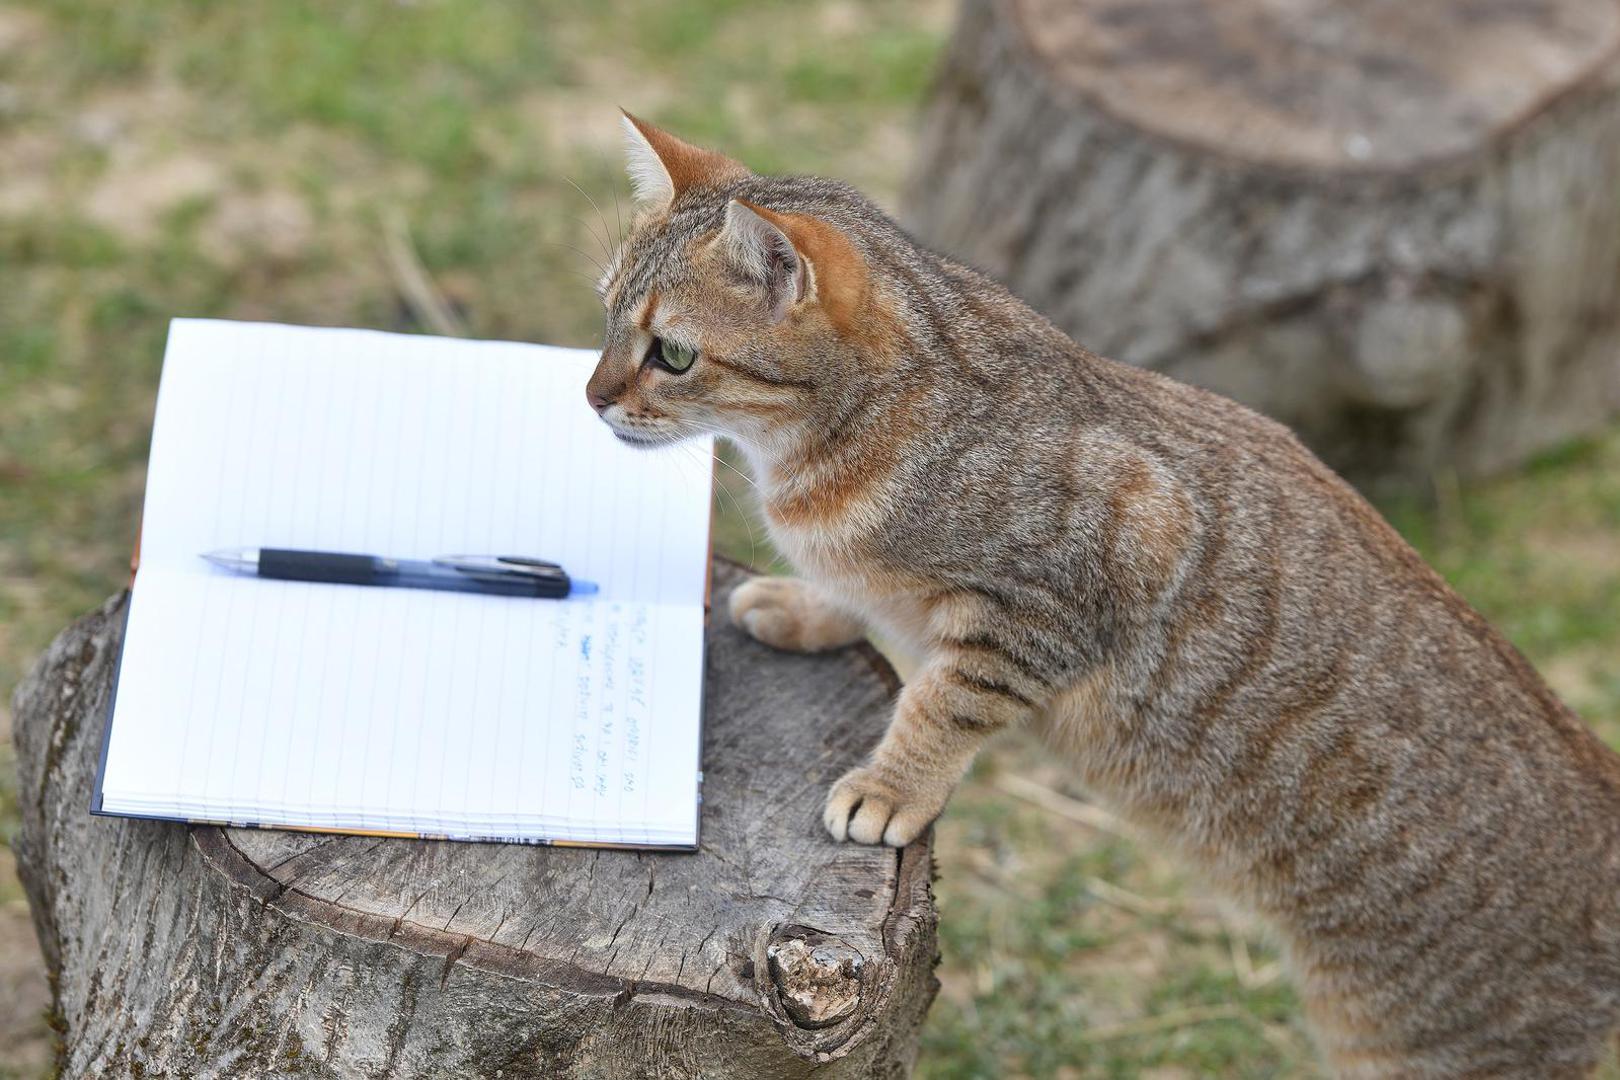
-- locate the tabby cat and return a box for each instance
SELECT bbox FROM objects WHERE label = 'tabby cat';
[585,113,1620,1077]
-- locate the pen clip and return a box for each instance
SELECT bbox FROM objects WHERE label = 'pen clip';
[432,554,567,580]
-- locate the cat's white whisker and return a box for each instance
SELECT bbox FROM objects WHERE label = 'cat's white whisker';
[546,240,608,279]
[561,175,615,261]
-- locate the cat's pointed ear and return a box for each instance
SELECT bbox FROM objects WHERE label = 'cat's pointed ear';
[720,199,807,323]
[722,199,869,330]
[620,110,747,210]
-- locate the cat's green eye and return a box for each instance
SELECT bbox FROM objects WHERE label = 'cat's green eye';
[650,337,697,374]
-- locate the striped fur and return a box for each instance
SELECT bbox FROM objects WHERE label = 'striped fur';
[586,118,1620,1076]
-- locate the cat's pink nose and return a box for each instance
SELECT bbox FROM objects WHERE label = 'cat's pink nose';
[586,367,628,413]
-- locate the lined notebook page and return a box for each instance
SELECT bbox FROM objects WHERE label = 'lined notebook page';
[98,319,714,847]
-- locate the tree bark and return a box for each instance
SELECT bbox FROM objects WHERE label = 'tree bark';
[905,0,1620,489]
[13,558,938,1079]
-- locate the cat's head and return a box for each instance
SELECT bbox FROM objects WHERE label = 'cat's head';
[586,113,889,458]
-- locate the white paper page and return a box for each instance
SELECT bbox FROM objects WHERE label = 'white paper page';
[99,320,713,845]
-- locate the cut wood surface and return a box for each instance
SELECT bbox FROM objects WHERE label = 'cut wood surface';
[906,0,1620,488]
[13,558,938,1079]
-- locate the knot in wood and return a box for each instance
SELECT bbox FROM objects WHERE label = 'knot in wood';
[766,930,865,1029]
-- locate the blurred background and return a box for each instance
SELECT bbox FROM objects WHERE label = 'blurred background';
[2,1,1618,1077]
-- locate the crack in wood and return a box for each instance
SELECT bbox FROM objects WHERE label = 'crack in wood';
[263,835,342,877]
[440,936,473,990]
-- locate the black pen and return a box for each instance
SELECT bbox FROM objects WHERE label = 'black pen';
[201,548,598,599]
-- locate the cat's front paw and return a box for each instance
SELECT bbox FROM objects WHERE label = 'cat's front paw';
[823,764,945,847]
[728,576,865,654]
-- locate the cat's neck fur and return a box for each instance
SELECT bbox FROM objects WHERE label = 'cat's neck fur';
[733,237,1114,552]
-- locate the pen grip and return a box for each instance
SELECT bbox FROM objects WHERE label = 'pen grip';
[259,548,378,585]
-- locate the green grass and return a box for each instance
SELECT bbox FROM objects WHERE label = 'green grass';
[4,3,1620,1077]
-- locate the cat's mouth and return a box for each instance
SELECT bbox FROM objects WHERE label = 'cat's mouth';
[597,403,686,449]
[607,420,691,449]
[612,429,674,448]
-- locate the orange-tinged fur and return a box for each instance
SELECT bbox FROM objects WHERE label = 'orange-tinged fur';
[734,199,877,344]
[585,117,1620,1076]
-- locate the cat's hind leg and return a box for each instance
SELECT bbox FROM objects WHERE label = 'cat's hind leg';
[728,576,867,653]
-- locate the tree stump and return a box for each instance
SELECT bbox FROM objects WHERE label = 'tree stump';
[905,0,1620,488]
[12,559,937,1079]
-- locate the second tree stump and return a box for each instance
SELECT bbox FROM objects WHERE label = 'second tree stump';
[906,0,1620,488]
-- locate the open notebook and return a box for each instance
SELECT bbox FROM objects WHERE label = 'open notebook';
[95,319,714,848]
